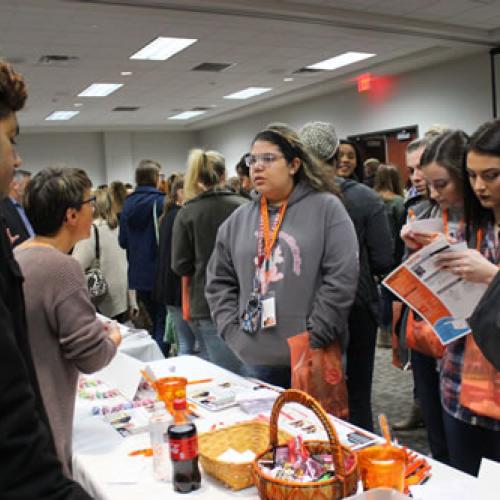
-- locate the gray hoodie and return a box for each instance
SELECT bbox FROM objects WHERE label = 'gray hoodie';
[205,181,359,366]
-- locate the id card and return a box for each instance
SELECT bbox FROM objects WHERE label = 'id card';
[261,293,277,329]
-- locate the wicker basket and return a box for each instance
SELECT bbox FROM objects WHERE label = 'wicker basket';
[198,420,291,491]
[252,389,359,499]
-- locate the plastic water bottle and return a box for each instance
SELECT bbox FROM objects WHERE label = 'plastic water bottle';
[149,401,171,481]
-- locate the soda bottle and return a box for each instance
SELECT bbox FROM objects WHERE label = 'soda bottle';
[149,401,171,481]
[167,398,201,493]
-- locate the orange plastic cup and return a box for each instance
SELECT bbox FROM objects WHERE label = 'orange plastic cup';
[154,376,187,413]
[357,445,406,492]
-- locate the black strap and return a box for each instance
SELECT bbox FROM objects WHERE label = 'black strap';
[93,224,100,260]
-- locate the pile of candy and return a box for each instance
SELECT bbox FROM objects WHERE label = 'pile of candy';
[257,436,335,483]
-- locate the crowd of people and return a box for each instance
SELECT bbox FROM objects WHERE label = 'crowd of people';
[1,58,500,498]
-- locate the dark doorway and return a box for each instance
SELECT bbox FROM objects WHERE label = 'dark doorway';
[347,125,418,184]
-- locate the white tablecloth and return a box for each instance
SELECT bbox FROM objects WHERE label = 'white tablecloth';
[73,356,480,499]
[97,314,164,362]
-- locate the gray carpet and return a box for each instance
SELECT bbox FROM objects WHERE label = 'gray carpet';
[372,345,430,456]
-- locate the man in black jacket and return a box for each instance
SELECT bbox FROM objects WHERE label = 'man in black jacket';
[0,61,92,499]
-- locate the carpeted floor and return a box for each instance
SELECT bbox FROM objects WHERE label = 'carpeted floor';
[372,345,430,456]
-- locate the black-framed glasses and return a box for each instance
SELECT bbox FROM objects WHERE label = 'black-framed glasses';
[80,196,96,208]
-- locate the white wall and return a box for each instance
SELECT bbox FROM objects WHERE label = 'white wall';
[199,52,493,173]
[17,132,106,184]
[16,52,493,181]
[17,130,201,186]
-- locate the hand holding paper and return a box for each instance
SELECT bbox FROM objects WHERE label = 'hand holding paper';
[436,248,500,285]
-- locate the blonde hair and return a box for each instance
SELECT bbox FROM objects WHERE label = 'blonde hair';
[184,149,225,201]
[94,188,118,229]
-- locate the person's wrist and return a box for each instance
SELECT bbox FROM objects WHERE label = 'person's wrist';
[485,267,500,285]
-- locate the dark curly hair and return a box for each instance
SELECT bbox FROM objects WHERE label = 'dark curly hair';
[0,60,28,119]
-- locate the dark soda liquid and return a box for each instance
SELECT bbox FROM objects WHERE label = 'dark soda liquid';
[168,421,201,493]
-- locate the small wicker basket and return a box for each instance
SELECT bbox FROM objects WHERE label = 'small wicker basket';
[198,420,291,491]
[252,389,359,499]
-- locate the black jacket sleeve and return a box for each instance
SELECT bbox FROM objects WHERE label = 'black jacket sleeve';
[0,298,93,499]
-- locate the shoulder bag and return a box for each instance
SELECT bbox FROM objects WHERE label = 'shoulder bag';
[85,224,109,301]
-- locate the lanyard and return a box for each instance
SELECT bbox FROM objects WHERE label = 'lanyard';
[442,209,482,252]
[257,196,288,269]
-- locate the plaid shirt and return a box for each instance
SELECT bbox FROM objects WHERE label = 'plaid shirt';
[440,223,500,430]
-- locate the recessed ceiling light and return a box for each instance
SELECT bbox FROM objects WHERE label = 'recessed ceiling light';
[307,51,376,71]
[78,83,123,97]
[168,110,207,120]
[130,37,197,61]
[45,111,80,121]
[73,103,83,107]
[283,77,294,82]
[121,71,133,76]
[224,87,272,100]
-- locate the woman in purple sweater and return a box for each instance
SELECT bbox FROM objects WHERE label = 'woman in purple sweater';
[15,167,121,477]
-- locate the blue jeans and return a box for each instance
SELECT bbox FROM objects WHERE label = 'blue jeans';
[167,306,196,355]
[137,290,167,356]
[188,319,242,375]
[241,364,291,389]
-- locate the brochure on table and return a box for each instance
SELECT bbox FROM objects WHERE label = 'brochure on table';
[383,235,487,345]
[87,355,378,451]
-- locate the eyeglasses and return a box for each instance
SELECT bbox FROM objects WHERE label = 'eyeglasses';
[245,153,284,169]
[80,196,96,208]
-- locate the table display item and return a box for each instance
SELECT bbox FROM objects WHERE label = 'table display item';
[187,380,250,411]
[168,398,201,493]
[357,445,406,492]
[198,420,291,491]
[149,401,172,481]
[252,389,359,499]
[155,376,187,414]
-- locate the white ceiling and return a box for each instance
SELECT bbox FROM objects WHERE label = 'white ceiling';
[1,0,499,132]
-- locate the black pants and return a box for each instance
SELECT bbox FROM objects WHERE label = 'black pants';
[411,350,449,464]
[346,303,377,432]
[137,290,168,356]
[442,409,500,476]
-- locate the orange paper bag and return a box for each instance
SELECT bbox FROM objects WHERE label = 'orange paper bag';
[181,276,191,322]
[406,310,444,359]
[460,334,500,420]
[287,331,348,419]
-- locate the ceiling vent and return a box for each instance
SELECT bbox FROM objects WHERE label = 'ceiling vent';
[292,67,325,76]
[38,55,79,66]
[112,106,140,112]
[192,62,234,72]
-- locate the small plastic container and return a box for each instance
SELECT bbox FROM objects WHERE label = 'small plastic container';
[357,445,406,492]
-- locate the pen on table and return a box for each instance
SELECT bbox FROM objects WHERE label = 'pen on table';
[187,378,213,385]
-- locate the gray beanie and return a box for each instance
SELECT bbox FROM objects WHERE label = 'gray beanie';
[299,121,339,161]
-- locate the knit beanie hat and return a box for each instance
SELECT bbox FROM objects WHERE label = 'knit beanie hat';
[299,121,339,161]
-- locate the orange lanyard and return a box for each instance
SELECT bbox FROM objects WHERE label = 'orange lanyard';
[442,209,482,251]
[258,196,288,267]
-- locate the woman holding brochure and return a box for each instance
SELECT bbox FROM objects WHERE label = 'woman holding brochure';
[434,121,500,476]
[399,130,469,467]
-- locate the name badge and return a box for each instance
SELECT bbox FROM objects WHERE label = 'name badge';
[261,292,277,329]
